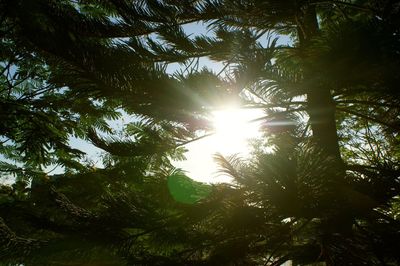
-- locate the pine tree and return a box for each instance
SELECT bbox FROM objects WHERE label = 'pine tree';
[0,0,222,264]
[155,0,400,265]
[1,0,400,265]
[98,0,400,265]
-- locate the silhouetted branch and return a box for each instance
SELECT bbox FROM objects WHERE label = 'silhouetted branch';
[337,107,400,131]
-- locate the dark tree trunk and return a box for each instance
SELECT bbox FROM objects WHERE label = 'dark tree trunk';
[297,7,354,263]
[307,87,342,161]
[298,5,343,164]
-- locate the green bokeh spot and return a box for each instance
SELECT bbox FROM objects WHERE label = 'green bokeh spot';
[167,173,212,204]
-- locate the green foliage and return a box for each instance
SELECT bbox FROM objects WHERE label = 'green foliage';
[1,0,400,265]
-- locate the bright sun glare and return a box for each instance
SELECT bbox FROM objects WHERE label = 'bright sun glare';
[212,107,262,155]
[174,106,263,183]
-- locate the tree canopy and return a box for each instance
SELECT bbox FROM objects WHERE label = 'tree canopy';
[1,0,400,265]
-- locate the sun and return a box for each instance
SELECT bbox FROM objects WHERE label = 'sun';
[211,107,262,155]
[173,106,263,183]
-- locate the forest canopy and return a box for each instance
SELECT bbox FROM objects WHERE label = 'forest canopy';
[1,0,400,265]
